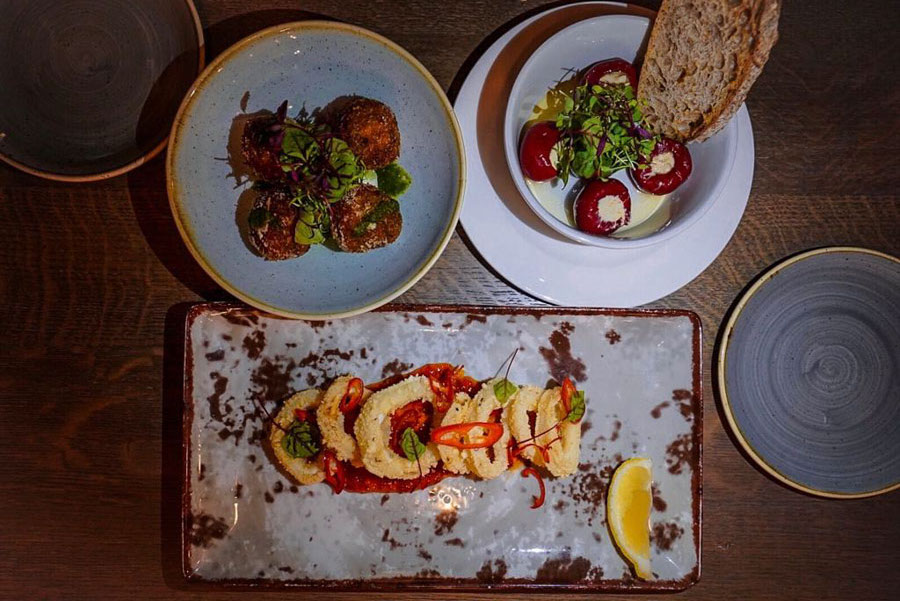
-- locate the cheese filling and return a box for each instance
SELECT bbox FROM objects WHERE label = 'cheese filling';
[596,194,626,223]
[599,71,629,85]
[650,151,675,175]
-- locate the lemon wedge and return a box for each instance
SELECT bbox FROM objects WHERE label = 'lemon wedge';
[607,457,653,580]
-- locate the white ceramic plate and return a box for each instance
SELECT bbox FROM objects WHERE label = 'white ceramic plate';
[456,1,754,307]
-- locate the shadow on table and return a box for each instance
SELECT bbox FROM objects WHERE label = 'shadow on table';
[126,155,230,300]
[202,9,335,58]
[126,8,341,301]
[160,302,192,589]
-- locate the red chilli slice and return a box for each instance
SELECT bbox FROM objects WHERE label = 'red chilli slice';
[561,377,576,414]
[431,422,504,450]
[322,450,345,494]
[338,377,365,414]
[293,408,308,422]
[521,467,546,509]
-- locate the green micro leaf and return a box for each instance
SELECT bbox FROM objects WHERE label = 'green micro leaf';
[493,378,518,405]
[294,219,325,245]
[281,127,316,159]
[282,420,320,458]
[400,427,425,462]
[566,390,586,423]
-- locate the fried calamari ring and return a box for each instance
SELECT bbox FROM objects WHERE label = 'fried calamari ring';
[317,376,372,467]
[465,380,511,480]
[269,389,325,485]
[354,376,439,480]
[436,392,474,474]
[535,387,581,477]
[505,385,545,466]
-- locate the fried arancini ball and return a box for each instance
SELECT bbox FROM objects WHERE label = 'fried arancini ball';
[330,184,402,253]
[247,187,309,261]
[337,98,400,170]
[241,114,286,181]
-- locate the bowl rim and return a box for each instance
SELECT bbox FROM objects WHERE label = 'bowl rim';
[503,13,738,248]
[717,246,900,499]
[165,20,467,320]
[0,0,205,182]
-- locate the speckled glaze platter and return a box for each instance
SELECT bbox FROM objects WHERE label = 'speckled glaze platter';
[718,247,900,498]
[183,303,702,591]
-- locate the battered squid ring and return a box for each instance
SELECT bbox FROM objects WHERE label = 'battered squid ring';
[534,387,581,477]
[269,389,326,485]
[318,375,372,467]
[505,385,546,466]
[465,380,511,480]
[354,376,440,480]
[436,392,475,475]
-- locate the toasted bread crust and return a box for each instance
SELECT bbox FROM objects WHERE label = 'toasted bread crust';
[638,0,780,142]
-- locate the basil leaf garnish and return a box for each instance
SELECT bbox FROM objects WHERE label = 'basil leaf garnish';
[566,390,586,423]
[281,419,321,459]
[493,378,518,405]
[400,427,425,462]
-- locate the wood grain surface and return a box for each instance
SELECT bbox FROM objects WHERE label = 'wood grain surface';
[1,1,898,599]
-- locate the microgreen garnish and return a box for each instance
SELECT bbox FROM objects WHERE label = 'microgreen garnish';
[275,115,366,245]
[351,198,400,237]
[376,162,412,198]
[281,419,320,459]
[400,427,425,462]
[491,348,519,405]
[566,390,585,423]
[553,82,659,183]
[493,379,518,405]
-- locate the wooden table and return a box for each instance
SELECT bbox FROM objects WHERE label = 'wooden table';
[1,1,898,599]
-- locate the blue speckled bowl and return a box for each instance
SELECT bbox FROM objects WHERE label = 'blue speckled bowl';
[167,22,464,319]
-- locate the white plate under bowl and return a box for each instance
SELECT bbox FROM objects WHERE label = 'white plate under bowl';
[456,1,754,307]
[504,14,738,248]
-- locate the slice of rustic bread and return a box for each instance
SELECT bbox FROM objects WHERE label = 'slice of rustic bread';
[638,0,781,142]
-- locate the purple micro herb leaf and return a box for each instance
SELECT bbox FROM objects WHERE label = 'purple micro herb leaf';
[275,100,288,123]
[595,135,607,157]
[289,169,300,182]
[632,125,652,139]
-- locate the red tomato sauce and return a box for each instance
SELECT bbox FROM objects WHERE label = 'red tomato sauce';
[342,463,452,493]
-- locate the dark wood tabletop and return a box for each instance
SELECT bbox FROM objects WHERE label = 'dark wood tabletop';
[1,1,899,599]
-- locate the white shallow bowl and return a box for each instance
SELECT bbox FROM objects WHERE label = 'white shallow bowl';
[504,15,738,248]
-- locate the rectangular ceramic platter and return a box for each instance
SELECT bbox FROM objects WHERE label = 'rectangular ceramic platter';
[183,303,701,591]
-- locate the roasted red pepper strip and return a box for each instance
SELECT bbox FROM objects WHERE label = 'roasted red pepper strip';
[338,377,365,414]
[521,467,545,509]
[410,363,456,412]
[431,421,504,450]
[322,450,345,494]
[561,377,576,414]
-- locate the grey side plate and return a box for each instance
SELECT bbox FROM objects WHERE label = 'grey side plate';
[719,247,900,498]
